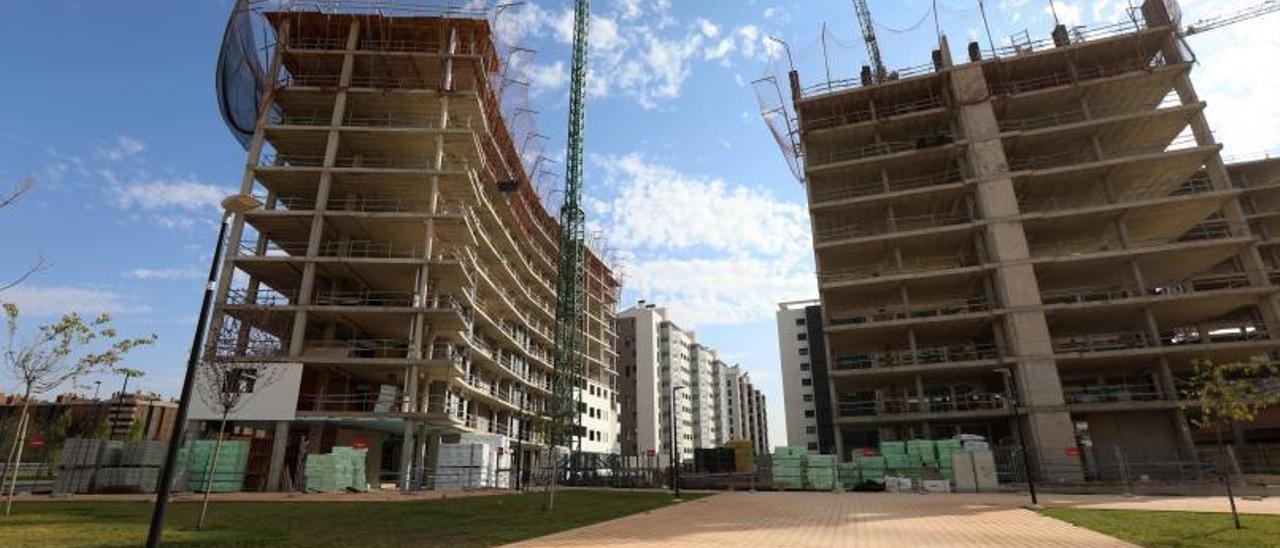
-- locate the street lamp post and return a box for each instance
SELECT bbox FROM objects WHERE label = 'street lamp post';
[146,194,261,547]
[1000,368,1039,507]
[670,384,685,501]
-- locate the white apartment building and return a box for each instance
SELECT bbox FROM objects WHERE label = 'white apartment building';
[776,300,833,453]
[616,302,769,461]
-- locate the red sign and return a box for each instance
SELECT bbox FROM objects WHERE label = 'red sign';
[862,447,877,457]
[27,435,45,449]
[1066,446,1080,457]
[352,436,369,450]
[646,449,656,458]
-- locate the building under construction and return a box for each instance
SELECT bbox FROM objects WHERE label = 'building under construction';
[779,0,1280,478]
[206,2,620,490]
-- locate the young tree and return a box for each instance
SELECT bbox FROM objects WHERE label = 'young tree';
[113,367,146,400]
[1184,357,1280,530]
[191,312,282,530]
[1,303,155,515]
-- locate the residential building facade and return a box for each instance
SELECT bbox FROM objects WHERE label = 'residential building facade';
[776,300,835,453]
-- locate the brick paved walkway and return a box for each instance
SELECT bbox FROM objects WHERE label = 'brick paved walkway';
[509,492,1136,547]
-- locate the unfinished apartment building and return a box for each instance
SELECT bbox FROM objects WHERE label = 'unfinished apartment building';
[210,6,620,490]
[785,0,1280,477]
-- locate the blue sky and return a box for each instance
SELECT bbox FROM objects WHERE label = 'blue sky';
[1,0,1276,446]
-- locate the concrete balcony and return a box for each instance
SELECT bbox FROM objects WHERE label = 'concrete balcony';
[835,392,1011,424]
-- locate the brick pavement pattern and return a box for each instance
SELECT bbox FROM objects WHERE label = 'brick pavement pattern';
[508,491,1136,547]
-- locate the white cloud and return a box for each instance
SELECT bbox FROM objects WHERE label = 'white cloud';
[97,135,145,161]
[126,268,202,281]
[1,285,151,316]
[108,177,228,212]
[592,153,815,325]
[1046,1,1084,26]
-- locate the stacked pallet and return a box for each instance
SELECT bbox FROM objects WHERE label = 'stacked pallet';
[857,455,886,484]
[53,439,109,493]
[837,461,861,490]
[96,440,166,493]
[305,447,368,492]
[182,440,249,493]
[770,446,805,489]
[804,454,836,490]
[935,438,962,481]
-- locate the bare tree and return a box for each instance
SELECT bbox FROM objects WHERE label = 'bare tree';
[1,303,156,515]
[0,178,50,294]
[191,311,284,530]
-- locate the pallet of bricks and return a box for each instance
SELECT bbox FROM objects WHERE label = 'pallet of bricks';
[53,439,118,494]
[304,446,368,493]
[96,440,167,493]
[880,441,919,488]
[180,440,249,493]
[805,453,836,490]
[769,446,805,489]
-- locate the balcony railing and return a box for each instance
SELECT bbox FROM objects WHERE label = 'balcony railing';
[815,211,973,243]
[837,393,1009,417]
[298,391,405,414]
[306,338,410,359]
[808,133,955,168]
[314,290,416,307]
[810,168,963,204]
[830,295,992,326]
[1063,382,1163,404]
[225,288,296,306]
[989,54,1167,96]
[1053,331,1149,353]
[820,252,982,283]
[832,342,999,371]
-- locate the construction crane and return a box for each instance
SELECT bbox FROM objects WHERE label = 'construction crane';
[1181,0,1278,36]
[548,0,590,508]
[852,0,887,84]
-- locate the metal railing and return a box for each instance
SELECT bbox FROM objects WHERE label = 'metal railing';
[306,339,410,359]
[314,290,416,307]
[808,134,955,169]
[837,393,1009,417]
[810,168,963,204]
[815,211,973,243]
[820,252,982,283]
[829,295,992,326]
[1053,331,1150,353]
[225,288,295,306]
[832,342,999,371]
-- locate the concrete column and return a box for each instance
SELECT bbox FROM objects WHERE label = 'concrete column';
[289,20,360,355]
[950,64,1081,479]
[266,420,289,491]
[399,419,417,490]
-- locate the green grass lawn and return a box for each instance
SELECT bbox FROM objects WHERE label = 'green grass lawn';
[2,490,707,547]
[1043,508,1280,548]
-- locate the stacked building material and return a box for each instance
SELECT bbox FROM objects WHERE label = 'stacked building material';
[907,439,937,466]
[434,443,493,490]
[54,438,105,494]
[935,438,962,481]
[837,461,861,490]
[770,446,805,489]
[857,455,886,484]
[182,440,249,493]
[805,453,836,490]
[89,440,169,494]
[302,446,369,493]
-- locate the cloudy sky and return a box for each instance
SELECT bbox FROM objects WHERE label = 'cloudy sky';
[1,0,1275,446]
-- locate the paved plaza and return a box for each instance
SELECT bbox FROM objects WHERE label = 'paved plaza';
[510,491,1156,547]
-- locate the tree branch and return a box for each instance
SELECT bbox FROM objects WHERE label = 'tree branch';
[0,177,35,210]
[0,255,50,294]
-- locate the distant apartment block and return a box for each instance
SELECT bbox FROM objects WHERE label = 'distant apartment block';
[776,300,834,453]
[616,302,768,460]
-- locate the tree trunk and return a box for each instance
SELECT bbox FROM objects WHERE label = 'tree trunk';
[4,392,33,516]
[1216,424,1242,530]
[195,414,229,530]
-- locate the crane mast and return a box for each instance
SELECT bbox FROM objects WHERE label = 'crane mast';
[551,0,590,466]
[853,0,886,84]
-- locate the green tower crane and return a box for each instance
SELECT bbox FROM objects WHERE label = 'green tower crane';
[549,0,591,502]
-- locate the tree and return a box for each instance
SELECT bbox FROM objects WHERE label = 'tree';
[191,312,282,530]
[0,177,50,293]
[1,303,155,516]
[1184,357,1280,530]
[114,367,146,400]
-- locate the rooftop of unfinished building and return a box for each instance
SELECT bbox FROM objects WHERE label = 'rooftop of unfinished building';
[257,3,622,285]
[792,0,1180,105]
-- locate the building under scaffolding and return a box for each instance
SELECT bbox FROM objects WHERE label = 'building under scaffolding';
[771,0,1280,479]
[204,1,620,490]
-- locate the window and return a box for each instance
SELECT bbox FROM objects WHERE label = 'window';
[797,333,807,341]
[799,362,810,371]
[806,426,817,434]
[798,348,809,356]
[802,378,812,387]
[222,368,256,394]
[795,318,805,326]
[807,442,818,450]
[805,410,815,418]
[803,394,814,402]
